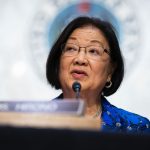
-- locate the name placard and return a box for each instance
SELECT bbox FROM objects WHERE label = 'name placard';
[0,99,85,116]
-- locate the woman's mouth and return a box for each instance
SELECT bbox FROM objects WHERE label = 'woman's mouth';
[71,69,88,79]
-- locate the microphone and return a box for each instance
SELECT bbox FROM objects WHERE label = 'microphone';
[72,81,81,100]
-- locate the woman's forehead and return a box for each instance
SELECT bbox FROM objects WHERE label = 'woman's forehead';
[67,26,109,47]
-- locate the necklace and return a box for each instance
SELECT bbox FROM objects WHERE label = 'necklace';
[93,107,102,118]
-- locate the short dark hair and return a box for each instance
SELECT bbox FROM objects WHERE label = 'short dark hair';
[46,16,124,96]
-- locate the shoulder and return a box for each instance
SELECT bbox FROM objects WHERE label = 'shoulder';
[102,97,150,133]
[52,93,63,100]
[115,105,149,127]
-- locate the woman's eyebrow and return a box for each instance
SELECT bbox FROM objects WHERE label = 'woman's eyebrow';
[68,37,77,40]
[68,37,104,46]
[90,40,104,46]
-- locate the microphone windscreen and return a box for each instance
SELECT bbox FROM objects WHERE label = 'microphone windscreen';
[72,81,81,92]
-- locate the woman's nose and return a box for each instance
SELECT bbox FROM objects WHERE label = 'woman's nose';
[73,48,88,66]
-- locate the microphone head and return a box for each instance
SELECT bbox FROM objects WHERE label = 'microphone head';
[72,81,81,92]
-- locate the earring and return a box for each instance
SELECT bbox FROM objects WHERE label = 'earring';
[105,80,112,88]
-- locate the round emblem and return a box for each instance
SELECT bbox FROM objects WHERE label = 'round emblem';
[28,0,141,79]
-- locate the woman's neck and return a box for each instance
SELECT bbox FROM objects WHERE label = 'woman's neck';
[63,90,102,118]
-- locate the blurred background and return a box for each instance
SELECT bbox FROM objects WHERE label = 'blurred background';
[0,0,150,119]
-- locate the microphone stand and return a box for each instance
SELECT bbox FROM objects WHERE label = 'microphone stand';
[75,87,80,100]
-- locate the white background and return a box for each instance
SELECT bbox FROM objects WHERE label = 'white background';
[0,0,150,119]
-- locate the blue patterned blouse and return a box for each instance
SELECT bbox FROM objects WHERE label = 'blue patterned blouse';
[56,94,150,134]
[101,96,150,134]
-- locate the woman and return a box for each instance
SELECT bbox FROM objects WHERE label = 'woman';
[46,16,150,133]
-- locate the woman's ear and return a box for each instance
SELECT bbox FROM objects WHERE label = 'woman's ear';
[107,62,117,80]
[107,75,111,82]
[110,62,117,74]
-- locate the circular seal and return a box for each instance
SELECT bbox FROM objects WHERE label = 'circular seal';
[28,0,141,80]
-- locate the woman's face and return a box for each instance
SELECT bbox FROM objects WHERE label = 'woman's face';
[59,25,113,95]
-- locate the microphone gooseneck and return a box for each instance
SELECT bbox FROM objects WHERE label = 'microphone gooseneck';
[72,81,81,100]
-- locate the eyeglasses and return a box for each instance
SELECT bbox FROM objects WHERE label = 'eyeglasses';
[61,43,110,61]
